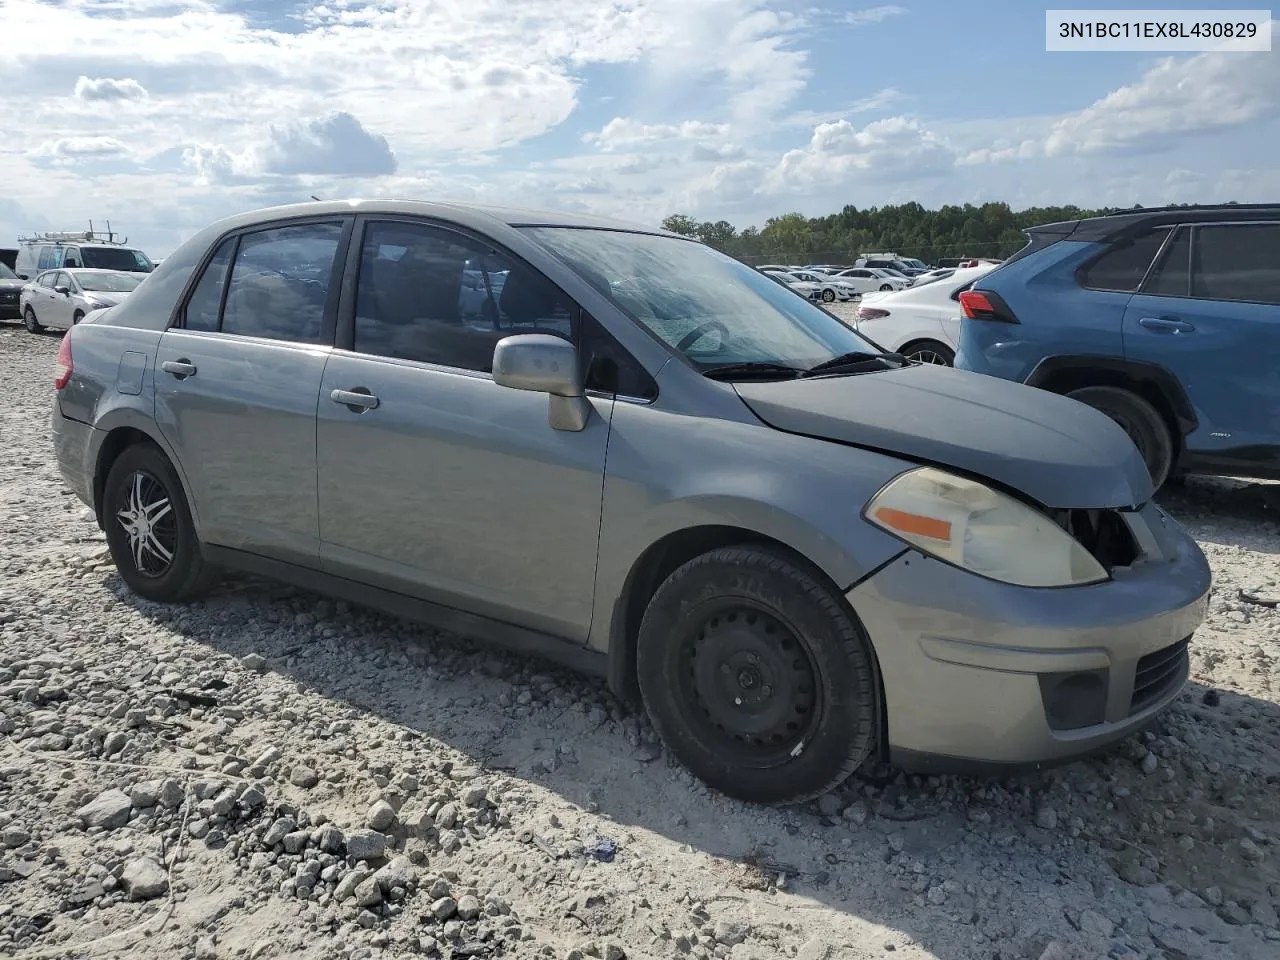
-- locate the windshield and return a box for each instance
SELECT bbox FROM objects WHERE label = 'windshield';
[0,263,15,280]
[81,247,153,272]
[525,228,879,371]
[74,270,143,292]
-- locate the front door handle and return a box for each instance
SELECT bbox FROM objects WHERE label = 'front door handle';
[331,387,379,412]
[1138,317,1195,334]
[162,359,197,379]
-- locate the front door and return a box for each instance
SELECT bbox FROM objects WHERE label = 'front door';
[153,218,350,562]
[316,218,612,641]
[1122,221,1280,459]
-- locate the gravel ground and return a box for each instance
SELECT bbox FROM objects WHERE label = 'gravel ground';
[1,325,1278,960]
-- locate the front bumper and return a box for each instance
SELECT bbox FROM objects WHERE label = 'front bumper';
[848,505,1210,772]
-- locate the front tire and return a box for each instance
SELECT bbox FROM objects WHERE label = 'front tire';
[102,442,216,602]
[879,284,893,292]
[72,310,85,325]
[636,546,879,805]
[902,341,954,366]
[1066,385,1173,490]
[23,306,43,334]
[821,288,835,303]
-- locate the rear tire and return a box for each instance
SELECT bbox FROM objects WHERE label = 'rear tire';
[23,306,43,334]
[636,545,879,805]
[102,442,217,603]
[901,341,954,366]
[1066,385,1173,490]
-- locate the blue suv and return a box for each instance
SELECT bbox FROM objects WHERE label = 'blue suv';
[955,205,1280,491]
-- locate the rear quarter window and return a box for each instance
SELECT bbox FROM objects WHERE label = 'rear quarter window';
[1078,227,1171,293]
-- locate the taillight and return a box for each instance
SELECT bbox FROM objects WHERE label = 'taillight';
[54,334,73,390]
[856,307,890,321]
[958,289,1019,324]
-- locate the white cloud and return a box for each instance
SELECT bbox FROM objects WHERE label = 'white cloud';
[74,76,149,102]
[31,136,130,160]
[766,116,956,192]
[1044,44,1279,156]
[839,5,908,26]
[183,112,396,183]
[584,118,731,150]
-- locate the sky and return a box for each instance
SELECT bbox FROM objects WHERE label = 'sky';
[1,0,1277,257]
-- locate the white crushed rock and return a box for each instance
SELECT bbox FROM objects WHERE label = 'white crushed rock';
[0,326,1277,960]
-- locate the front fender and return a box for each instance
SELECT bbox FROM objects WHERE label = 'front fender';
[588,399,913,654]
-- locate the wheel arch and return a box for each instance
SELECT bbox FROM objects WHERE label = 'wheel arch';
[91,417,201,534]
[605,523,890,751]
[1023,355,1196,443]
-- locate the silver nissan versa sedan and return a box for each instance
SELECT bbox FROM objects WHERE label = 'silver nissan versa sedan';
[51,199,1211,805]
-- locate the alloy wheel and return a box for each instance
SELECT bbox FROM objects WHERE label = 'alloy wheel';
[908,348,949,365]
[115,470,177,577]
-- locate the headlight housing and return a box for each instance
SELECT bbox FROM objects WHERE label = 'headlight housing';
[864,466,1108,587]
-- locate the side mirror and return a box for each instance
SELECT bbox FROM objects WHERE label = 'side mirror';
[55,285,70,295]
[492,334,590,432]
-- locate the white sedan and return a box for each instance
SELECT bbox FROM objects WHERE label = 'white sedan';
[828,267,911,295]
[844,264,997,365]
[766,269,858,303]
[21,268,143,333]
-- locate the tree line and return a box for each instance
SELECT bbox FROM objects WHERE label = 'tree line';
[660,201,1131,266]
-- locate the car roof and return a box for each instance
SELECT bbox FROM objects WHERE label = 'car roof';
[206,198,686,238]
[1030,203,1280,243]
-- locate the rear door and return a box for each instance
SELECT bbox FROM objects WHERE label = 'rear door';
[1122,221,1280,457]
[315,217,613,641]
[154,217,352,563]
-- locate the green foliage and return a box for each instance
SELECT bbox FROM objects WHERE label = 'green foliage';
[661,201,1123,264]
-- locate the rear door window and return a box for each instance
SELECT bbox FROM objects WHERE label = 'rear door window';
[1079,227,1170,292]
[1141,227,1191,298]
[1191,223,1280,306]
[220,222,343,343]
[181,236,237,332]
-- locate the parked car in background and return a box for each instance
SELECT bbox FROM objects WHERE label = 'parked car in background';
[20,268,143,332]
[764,270,822,300]
[849,264,997,365]
[856,256,927,278]
[766,269,858,303]
[50,198,1211,805]
[956,204,1280,491]
[830,267,912,294]
[14,234,154,280]
[0,261,24,322]
[802,264,849,274]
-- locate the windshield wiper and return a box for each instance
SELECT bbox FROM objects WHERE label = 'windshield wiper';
[701,361,804,381]
[800,351,908,377]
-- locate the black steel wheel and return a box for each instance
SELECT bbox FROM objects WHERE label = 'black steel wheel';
[102,442,217,602]
[637,545,880,805]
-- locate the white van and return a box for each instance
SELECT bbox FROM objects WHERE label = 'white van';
[14,237,153,280]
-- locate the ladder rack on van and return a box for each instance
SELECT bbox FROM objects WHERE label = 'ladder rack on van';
[16,220,129,246]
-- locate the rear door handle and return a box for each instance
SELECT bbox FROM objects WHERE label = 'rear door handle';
[330,388,379,411]
[162,359,197,378]
[1138,317,1195,334]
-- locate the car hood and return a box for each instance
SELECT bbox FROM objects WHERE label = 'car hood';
[0,279,23,293]
[733,364,1153,509]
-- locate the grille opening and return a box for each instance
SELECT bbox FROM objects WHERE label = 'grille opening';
[1053,508,1139,571]
[1130,637,1190,714]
